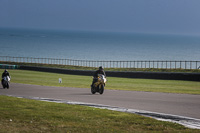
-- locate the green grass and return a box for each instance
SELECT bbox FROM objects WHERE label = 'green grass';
[0,95,199,132]
[2,69,200,94]
[1,67,200,132]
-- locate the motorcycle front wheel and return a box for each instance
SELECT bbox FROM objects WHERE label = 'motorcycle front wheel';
[99,85,104,94]
[7,83,9,89]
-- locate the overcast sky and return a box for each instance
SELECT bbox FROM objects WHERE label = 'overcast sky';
[0,0,200,35]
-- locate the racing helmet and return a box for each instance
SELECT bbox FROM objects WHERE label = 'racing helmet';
[99,66,103,71]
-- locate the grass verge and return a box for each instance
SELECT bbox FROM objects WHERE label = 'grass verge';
[0,95,199,132]
[2,69,200,94]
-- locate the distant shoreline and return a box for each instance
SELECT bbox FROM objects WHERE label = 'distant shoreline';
[1,28,200,61]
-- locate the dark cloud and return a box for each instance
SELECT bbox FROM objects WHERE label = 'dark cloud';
[0,0,200,35]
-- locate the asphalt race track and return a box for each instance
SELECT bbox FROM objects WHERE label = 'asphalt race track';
[1,83,200,120]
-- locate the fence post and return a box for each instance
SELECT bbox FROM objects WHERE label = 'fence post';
[196,61,198,69]
[153,61,154,68]
[175,61,176,69]
[180,61,181,69]
[185,61,187,69]
[157,61,159,69]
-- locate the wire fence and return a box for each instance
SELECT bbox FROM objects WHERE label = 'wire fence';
[0,56,200,69]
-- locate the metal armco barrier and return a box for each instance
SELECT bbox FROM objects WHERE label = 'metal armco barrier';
[19,66,200,81]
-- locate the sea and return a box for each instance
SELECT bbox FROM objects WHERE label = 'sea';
[0,28,200,61]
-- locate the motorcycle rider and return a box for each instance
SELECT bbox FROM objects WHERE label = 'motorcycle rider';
[91,66,106,87]
[1,69,10,85]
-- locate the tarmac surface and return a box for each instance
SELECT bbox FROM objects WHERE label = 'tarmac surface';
[1,83,200,120]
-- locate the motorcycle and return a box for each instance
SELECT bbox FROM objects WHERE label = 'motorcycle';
[91,74,107,94]
[2,76,10,89]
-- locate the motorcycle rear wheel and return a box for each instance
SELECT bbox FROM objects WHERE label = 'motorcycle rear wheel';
[91,85,96,94]
[2,82,6,89]
[7,83,9,89]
